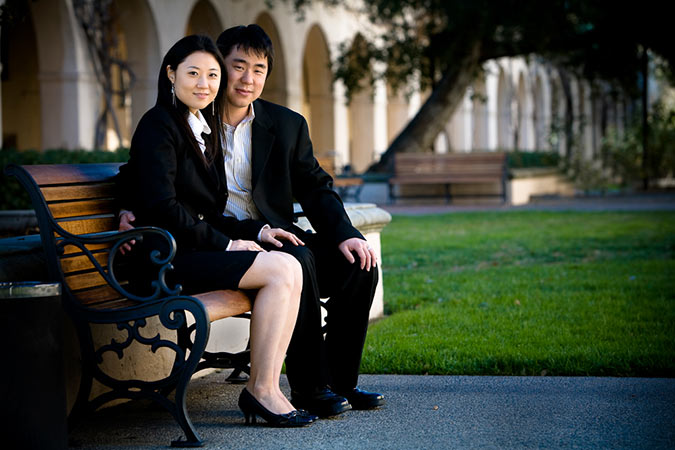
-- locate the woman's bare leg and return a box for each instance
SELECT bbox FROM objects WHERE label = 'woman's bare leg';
[270,252,302,410]
[238,251,301,415]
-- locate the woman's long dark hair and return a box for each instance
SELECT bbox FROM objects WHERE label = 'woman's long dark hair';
[157,34,225,166]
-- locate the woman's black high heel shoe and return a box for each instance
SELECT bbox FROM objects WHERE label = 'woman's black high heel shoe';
[238,388,316,427]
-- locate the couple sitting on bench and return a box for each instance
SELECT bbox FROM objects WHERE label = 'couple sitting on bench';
[117,25,384,428]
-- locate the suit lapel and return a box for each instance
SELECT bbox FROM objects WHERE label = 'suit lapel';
[251,100,275,190]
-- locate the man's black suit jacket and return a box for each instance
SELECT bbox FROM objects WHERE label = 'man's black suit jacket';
[119,105,265,253]
[250,99,362,245]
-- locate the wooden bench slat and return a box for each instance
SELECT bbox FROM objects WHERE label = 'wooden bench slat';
[23,163,122,185]
[87,298,138,310]
[390,176,503,184]
[71,284,126,305]
[57,216,117,235]
[62,241,113,256]
[194,290,252,322]
[334,177,363,187]
[65,270,109,291]
[42,183,116,202]
[60,251,109,274]
[49,198,117,219]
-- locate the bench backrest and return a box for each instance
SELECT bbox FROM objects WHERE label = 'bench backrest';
[5,163,137,310]
[393,152,507,180]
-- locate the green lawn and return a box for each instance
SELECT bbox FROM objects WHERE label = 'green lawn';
[362,211,675,376]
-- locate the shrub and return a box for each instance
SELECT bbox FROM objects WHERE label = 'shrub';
[601,102,675,187]
[506,150,561,169]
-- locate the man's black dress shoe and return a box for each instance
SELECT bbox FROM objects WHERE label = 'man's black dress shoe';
[291,387,352,417]
[334,387,385,410]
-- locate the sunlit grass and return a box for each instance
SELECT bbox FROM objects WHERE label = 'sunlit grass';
[362,211,675,376]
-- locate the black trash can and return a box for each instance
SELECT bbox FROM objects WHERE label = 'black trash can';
[0,282,67,450]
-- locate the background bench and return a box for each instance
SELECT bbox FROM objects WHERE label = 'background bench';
[317,156,364,202]
[5,163,252,447]
[388,152,508,203]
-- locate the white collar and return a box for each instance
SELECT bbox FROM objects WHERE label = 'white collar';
[224,103,255,130]
[187,110,212,137]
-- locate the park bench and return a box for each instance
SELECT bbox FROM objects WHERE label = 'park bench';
[388,152,508,203]
[317,156,364,202]
[5,163,252,447]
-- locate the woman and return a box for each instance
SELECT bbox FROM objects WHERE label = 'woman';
[119,35,313,427]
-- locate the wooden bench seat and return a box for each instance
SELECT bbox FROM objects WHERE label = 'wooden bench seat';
[388,152,508,203]
[5,163,252,447]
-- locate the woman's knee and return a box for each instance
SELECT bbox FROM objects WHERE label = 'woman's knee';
[265,252,299,290]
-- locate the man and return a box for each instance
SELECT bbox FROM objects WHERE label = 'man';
[122,25,384,417]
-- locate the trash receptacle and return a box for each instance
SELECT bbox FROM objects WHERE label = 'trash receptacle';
[0,282,67,450]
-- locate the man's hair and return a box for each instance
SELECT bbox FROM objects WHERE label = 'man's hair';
[216,24,274,78]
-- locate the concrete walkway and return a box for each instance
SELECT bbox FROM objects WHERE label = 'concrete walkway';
[68,371,675,449]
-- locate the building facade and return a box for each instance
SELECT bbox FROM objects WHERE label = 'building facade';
[1,0,627,172]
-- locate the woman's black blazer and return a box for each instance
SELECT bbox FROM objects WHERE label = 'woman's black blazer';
[118,105,265,252]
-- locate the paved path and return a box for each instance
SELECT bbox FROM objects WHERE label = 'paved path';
[380,192,675,215]
[69,372,675,449]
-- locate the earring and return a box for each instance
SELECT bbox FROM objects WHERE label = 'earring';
[171,83,176,107]
[211,101,215,115]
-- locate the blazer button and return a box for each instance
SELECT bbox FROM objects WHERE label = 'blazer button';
[197,214,204,220]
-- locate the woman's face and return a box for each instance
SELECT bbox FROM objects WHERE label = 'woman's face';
[167,51,221,115]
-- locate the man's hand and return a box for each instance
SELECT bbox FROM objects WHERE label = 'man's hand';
[118,211,136,255]
[260,227,305,248]
[228,239,265,252]
[338,237,377,271]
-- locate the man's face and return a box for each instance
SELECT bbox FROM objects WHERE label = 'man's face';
[223,46,267,111]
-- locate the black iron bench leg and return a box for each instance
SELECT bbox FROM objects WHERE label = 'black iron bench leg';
[170,377,204,448]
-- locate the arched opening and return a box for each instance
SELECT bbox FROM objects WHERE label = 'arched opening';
[256,12,288,106]
[186,0,222,40]
[1,6,41,149]
[301,25,334,161]
[13,0,97,150]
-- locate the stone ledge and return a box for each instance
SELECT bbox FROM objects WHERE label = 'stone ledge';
[294,202,392,235]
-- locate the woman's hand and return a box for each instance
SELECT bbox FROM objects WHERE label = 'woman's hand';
[260,227,305,248]
[228,239,265,252]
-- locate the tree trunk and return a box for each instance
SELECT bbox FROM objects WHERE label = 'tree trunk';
[368,41,483,173]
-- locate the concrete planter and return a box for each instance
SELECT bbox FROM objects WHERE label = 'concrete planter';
[508,168,575,205]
